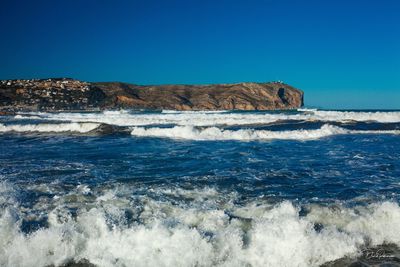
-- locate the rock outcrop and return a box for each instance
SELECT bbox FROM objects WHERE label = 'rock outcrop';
[0,78,303,111]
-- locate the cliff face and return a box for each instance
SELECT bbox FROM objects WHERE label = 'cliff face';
[0,78,303,111]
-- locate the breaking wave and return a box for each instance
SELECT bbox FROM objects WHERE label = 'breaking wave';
[130,124,400,141]
[0,122,102,133]
[161,110,229,114]
[311,110,400,123]
[12,109,400,127]
[1,181,400,267]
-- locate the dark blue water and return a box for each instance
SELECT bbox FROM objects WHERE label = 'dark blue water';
[1,109,400,267]
[2,133,400,206]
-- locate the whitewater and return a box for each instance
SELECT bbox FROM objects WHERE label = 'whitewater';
[1,109,400,266]
[13,109,400,127]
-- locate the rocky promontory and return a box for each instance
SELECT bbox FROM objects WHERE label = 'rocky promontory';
[0,78,303,111]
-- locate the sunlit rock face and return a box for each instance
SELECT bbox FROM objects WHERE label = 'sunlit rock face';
[0,78,303,111]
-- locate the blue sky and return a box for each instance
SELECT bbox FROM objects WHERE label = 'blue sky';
[0,0,399,109]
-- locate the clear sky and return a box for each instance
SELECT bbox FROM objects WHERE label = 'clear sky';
[1,0,399,109]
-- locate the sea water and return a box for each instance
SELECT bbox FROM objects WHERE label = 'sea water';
[1,109,400,267]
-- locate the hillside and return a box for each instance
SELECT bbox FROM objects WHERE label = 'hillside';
[0,78,304,111]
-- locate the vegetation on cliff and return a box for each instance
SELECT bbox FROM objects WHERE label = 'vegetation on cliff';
[0,78,303,111]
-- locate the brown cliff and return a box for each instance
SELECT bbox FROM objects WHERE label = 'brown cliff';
[0,78,303,111]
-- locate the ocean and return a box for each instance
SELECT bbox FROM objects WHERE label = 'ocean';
[1,109,400,267]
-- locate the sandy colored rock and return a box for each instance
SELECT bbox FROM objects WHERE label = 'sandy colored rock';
[0,78,304,111]
[94,81,304,110]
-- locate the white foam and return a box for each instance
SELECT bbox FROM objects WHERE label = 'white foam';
[307,202,400,246]
[161,110,229,114]
[0,122,101,133]
[102,110,130,115]
[297,108,318,112]
[15,112,292,127]
[130,124,400,141]
[312,110,400,123]
[2,187,400,267]
[14,110,400,127]
[14,114,42,119]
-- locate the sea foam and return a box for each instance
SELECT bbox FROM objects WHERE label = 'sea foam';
[0,122,101,133]
[130,124,400,141]
[1,182,400,267]
[13,110,400,127]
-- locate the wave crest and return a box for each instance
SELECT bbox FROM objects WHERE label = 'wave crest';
[130,124,399,141]
[0,122,101,133]
[13,110,400,127]
[1,193,400,267]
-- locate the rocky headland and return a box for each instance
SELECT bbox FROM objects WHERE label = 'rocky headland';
[0,78,303,112]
